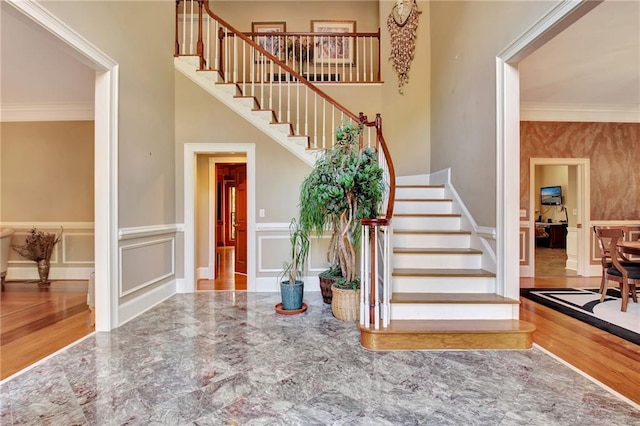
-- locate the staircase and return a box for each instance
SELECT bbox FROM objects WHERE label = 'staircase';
[359,180,534,350]
[174,1,534,351]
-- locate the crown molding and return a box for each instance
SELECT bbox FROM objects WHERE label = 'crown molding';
[1,102,94,122]
[520,102,640,123]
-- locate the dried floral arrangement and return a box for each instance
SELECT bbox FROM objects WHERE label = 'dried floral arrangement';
[12,228,62,262]
[387,0,420,94]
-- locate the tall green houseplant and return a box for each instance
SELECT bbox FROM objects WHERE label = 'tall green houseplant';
[299,121,385,289]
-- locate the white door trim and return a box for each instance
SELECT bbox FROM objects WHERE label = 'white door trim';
[496,0,601,302]
[528,158,590,276]
[7,0,119,331]
[184,144,256,293]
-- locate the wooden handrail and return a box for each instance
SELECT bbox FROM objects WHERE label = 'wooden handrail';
[202,2,359,123]
[359,113,396,221]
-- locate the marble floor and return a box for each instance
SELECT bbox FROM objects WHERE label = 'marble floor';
[1,292,639,425]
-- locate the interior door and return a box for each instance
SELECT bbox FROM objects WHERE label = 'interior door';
[233,164,247,274]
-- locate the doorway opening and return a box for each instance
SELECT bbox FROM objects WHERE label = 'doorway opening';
[529,158,590,278]
[192,152,249,292]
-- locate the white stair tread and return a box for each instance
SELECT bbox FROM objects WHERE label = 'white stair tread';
[393,268,494,277]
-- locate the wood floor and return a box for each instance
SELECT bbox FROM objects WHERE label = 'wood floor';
[2,262,638,406]
[0,280,93,380]
[197,246,247,291]
[520,275,640,405]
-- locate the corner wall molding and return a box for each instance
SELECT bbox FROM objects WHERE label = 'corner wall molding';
[0,102,94,122]
[119,224,181,240]
[521,102,640,123]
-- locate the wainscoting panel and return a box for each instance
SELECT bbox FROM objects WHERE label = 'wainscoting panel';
[257,228,331,276]
[119,237,175,297]
[3,222,94,280]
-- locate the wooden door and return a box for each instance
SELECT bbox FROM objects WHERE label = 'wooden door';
[233,165,247,274]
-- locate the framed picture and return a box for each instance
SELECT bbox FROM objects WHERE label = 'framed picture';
[251,21,286,62]
[311,20,356,65]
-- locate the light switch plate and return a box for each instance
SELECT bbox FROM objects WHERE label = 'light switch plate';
[519,209,526,218]
[259,209,265,218]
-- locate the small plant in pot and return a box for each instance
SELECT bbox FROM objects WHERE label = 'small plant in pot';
[277,218,310,313]
[299,120,385,318]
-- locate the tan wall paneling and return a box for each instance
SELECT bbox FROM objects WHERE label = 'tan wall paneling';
[519,227,529,265]
[521,122,640,221]
[257,229,331,277]
[0,121,94,223]
[62,233,94,264]
[119,238,175,297]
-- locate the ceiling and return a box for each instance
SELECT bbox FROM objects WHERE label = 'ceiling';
[1,1,639,120]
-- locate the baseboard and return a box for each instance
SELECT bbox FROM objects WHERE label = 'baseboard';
[118,280,176,326]
[197,266,213,280]
[520,265,533,277]
[7,266,94,281]
[255,276,321,292]
[175,278,186,293]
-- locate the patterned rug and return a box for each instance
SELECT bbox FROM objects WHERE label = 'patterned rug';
[520,287,640,345]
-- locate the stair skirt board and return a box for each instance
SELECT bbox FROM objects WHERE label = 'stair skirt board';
[359,320,535,350]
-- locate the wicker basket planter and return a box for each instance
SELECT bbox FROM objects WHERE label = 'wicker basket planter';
[331,284,360,321]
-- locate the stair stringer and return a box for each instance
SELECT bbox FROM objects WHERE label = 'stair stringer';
[174,56,317,166]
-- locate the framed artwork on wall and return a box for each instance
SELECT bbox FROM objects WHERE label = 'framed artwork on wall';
[311,20,356,65]
[251,21,286,62]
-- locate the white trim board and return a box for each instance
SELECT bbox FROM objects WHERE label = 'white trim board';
[496,0,601,302]
[184,143,256,293]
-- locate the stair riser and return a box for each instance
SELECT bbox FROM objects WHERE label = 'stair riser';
[252,110,274,122]
[393,233,470,248]
[390,304,517,320]
[396,187,445,199]
[393,216,460,230]
[393,254,482,269]
[395,201,452,214]
[392,277,496,293]
[235,98,256,109]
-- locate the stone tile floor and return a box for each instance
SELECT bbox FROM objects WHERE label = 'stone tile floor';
[1,292,638,425]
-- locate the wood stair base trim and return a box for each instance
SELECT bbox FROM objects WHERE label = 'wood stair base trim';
[359,320,535,350]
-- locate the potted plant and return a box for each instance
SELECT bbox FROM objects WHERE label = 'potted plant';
[299,121,385,319]
[277,218,310,313]
[12,227,62,286]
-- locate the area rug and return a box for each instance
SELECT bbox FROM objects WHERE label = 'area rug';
[520,287,640,345]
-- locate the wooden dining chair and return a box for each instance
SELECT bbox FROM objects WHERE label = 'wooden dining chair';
[593,226,630,295]
[598,227,640,312]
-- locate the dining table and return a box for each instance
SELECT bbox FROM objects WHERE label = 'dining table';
[618,241,640,256]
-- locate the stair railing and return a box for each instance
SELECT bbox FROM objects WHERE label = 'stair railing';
[359,113,395,329]
[242,31,381,83]
[175,0,377,150]
[174,1,395,328]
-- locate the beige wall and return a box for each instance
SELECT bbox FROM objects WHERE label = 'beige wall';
[40,1,177,229]
[521,121,640,221]
[211,1,380,33]
[1,121,94,222]
[430,0,558,226]
[379,0,431,176]
[534,165,568,224]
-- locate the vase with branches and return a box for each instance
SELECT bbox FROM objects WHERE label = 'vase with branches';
[12,227,62,285]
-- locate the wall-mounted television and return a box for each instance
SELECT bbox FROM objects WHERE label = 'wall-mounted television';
[540,186,562,205]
